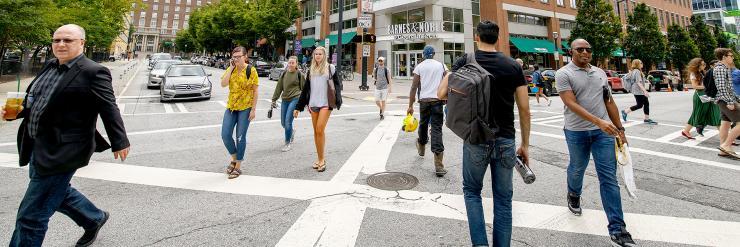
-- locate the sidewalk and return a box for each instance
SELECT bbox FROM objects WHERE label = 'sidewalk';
[341,72,413,104]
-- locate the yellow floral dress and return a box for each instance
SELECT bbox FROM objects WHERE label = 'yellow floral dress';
[222,65,259,111]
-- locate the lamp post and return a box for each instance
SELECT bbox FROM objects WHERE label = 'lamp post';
[616,0,628,71]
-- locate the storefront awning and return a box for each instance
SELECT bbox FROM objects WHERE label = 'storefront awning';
[327,32,357,46]
[509,37,560,54]
[300,37,316,48]
[561,42,570,50]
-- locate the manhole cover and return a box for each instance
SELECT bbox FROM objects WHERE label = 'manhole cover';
[366,172,419,191]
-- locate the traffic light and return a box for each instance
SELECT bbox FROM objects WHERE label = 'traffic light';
[363,33,376,43]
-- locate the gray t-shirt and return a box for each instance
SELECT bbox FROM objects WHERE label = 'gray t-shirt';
[309,67,332,108]
[555,62,611,131]
[374,65,389,90]
[629,69,645,95]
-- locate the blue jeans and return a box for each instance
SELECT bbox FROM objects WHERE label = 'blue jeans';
[221,108,252,161]
[564,129,626,235]
[462,137,516,247]
[280,98,299,144]
[11,163,105,247]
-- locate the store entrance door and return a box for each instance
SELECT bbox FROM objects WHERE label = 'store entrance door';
[393,51,424,79]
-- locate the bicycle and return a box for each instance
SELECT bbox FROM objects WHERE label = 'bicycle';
[340,67,354,81]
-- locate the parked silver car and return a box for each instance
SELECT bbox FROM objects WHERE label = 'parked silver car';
[160,64,212,102]
[148,60,181,89]
[268,62,289,81]
[148,53,172,69]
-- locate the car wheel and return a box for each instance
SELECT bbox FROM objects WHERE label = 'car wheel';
[544,82,553,97]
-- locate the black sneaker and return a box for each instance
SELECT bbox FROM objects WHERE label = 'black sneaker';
[76,211,109,247]
[610,231,637,247]
[567,192,582,216]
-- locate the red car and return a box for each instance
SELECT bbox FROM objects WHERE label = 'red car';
[605,70,626,93]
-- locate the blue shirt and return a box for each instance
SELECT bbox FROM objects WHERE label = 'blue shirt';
[732,68,740,96]
[532,70,542,85]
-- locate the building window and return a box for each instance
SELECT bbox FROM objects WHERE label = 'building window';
[508,12,547,26]
[197,0,201,5]
[173,21,178,30]
[172,29,177,35]
[391,8,425,26]
[165,0,170,3]
[344,0,357,11]
[443,7,463,33]
[184,21,189,29]
[175,6,180,12]
[139,18,145,26]
[174,14,179,20]
[541,0,548,3]
[659,10,664,27]
[150,19,157,27]
[571,0,577,8]
[153,4,158,11]
[303,0,319,21]
[165,5,169,11]
[161,29,167,34]
[444,43,464,68]
[163,13,169,20]
[560,19,576,29]
[472,0,480,30]
[162,19,168,29]
[186,7,190,12]
[330,0,339,14]
[557,0,564,6]
[302,27,316,36]
[185,15,189,20]
[330,18,357,31]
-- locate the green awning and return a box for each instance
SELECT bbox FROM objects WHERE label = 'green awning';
[561,42,570,50]
[509,37,560,54]
[300,37,316,48]
[327,32,357,46]
[612,49,625,57]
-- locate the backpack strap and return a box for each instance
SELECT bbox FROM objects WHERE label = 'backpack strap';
[465,52,477,65]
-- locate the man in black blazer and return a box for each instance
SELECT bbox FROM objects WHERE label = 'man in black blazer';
[2,24,130,247]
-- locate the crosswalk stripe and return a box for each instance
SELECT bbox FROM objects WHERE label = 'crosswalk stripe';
[0,152,737,246]
[622,121,643,128]
[175,103,188,113]
[656,130,683,142]
[682,129,720,146]
[163,104,174,113]
[531,115,564,122]
[118,103,126,115]
[216,101,227,107]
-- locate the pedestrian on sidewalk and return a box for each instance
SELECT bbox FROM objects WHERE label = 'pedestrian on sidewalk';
[407,45,448,177]
[372,57,392,120]
[437,20,531,247]
[220,46,259,179]
[712,48,740,159]
[621,59,657,125]
[294,46,343,172]
[556,39,636,247]
[532,65,552,106]
[272,56,305,152]
[2,24,130,247]
[682,58,721,139]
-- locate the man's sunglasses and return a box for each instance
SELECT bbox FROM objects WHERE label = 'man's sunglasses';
[52,38,82,44]
[574,47,592,53]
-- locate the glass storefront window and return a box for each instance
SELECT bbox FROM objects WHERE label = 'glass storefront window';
[392,12,407,26]
[443,8,464,33]
[409,8,425,23]
[444,42,465,68]
[392,8,425,26]
[409,43,425,51]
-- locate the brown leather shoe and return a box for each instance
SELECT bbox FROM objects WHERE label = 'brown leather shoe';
[416,139,425,157]
[434,152,447,177]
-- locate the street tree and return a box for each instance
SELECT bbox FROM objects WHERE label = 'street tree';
[0,0,57,75]
[689,15,718,64]
[624,3,667,71]
[667,24,699,77]
[569,0,622,66]
[246,0,301,60]
[714,25,731,48]
[175,30,196,54]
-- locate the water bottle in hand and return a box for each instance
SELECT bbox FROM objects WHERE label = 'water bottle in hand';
[515,156,536,184]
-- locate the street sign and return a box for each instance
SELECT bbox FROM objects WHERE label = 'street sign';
[294,40,302,54]
[363,44,371,57]
[358,14,373,28]
[361,0,373,12]
[325,38,330,48]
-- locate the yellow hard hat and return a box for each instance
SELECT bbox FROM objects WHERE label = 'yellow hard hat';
[402,114,419,132]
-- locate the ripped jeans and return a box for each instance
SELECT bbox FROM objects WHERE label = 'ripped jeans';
[221,108,252,161]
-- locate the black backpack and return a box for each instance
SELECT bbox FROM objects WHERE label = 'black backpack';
[445,53,498,145]
[704,68,717,98]
[231,64,253,80]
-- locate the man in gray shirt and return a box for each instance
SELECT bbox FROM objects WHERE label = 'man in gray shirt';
[555,39,635,247]
[373,57,392,120]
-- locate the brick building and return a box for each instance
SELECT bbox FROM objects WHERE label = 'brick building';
[130,0,217,55]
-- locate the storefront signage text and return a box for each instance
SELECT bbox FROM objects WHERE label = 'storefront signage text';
[388,21,441,40]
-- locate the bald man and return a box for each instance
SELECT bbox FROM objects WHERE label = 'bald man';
[3,24,130,247]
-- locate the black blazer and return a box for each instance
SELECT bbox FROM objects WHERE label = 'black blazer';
[296,64,343,111]
[15,56,130,176]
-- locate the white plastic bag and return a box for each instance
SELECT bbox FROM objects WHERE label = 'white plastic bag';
[615,138,638,199]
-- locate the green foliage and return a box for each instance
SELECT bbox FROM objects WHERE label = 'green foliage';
[569,0,622,65]
[624,3,667,70]
[714,25,731,48]
[0,0,56,52]
[667,24,699,74]
[53,0,140,51]
[175,30,196,53]
[689,15,718,64]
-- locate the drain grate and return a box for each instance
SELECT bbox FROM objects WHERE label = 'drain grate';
[366,172,419,191]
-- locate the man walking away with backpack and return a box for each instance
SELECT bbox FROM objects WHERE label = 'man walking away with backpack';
[437,20,531,247]
[532,65,552,106]
[712,48,740,159]
[373,57,392,120]
[407,46,447,177]
[557,39,636,247]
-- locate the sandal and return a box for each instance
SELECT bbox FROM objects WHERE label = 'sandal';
[312,161,319,169]
[228,168,242,179]
[226,161,236,174]
[317,161,326,172]
[718,147,740,159]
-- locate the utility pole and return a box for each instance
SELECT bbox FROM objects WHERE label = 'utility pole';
[361,27,368,90]
[616,0,628,71]
[336,0,345,78]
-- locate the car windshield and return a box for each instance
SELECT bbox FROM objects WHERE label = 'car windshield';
[168,66,205,77]
[155,61,176,70]
[153,54,172,60]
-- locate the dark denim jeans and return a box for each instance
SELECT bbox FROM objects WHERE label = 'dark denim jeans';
[280,98,299,144]
[462,137,516,247]
[418,101,444,154]
[564,129,626,235]
[221,108,252,161]
[10,163,105,247]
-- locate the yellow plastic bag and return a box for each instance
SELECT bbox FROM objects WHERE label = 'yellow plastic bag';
[402,114,418,132]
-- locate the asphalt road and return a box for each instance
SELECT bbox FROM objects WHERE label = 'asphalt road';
[0,60,739,247]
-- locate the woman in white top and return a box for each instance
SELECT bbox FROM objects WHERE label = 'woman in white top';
[293,46,342,172]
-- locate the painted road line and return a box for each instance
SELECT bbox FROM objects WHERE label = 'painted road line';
[217,101,227,107]
[0,153,737,247]
[622,121,643,128]
[0,142,15,147]
[175,103,188,113]
[276,198,366,247]
[118,103,126,115]
[117,61,142,103]
[163,103,174,113]
[539,118,565,124]
[683,129,720,146]
[656,130,683,143]
[531,115,564,122]
[117,95,160,99]
[332,112,404,184]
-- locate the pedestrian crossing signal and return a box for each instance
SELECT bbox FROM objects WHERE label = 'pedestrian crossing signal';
[351,34,377,43]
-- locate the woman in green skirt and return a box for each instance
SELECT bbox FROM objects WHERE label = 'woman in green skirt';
[682,58,722,139]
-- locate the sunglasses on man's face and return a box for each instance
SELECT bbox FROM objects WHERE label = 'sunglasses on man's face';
[52,38,82,44]
[574,47,592,54]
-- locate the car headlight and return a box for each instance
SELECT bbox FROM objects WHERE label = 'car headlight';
[202,81,211,88]
[164,83,175,90]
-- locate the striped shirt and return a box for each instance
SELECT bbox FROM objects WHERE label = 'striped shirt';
[27,54,84,138]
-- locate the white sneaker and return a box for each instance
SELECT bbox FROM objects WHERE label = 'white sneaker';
[281,143,292,152]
